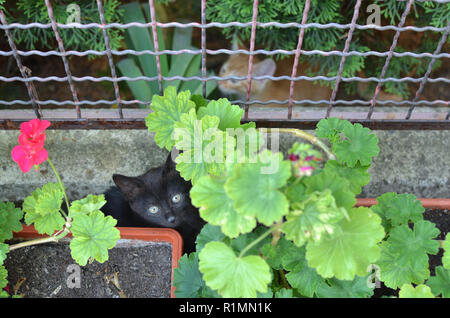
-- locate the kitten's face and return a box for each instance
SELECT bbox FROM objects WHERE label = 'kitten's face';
[112,155,199,229]
[218,54,277,99]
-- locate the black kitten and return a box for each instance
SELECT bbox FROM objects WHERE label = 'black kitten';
[101,154,205,253]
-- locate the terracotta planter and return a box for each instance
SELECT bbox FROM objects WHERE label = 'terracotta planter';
[13,225,183,298]
[356,198,450,209]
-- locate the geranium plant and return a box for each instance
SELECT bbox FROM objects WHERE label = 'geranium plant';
[0,119,120,297]
[145,86,450,298]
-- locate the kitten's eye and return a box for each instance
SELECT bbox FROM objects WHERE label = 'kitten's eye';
[230,78,238,84]
[171,194,182,203]
[148,206,159,214]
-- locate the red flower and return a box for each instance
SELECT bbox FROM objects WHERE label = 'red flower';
[288,153,300,161]
[11,119,51,173]
[20,118,50,140]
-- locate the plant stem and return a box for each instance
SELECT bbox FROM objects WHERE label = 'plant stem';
[271,221,283,247]
[263,128,335,160]
[239,226,278,258]
[279,270,290,289]
[47,157,70,219]
[8,226,71,251]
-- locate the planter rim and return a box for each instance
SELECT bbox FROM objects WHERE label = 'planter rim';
[13,225,183,298]
[356,198,450,209]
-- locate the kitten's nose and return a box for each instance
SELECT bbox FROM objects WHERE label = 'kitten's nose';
[168,216,176,223]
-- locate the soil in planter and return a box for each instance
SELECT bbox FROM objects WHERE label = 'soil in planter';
[373,208,450,298]
[4,239,173,298]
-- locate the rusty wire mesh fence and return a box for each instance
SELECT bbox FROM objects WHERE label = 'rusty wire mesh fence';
[0,0,449,129]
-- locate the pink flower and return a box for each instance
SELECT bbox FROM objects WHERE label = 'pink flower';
[305,155,321,162]
[12,145,48,173]
[20,118,50,142]
[11,119,50,173]
[295,165,316,177]
[289,154,300,161]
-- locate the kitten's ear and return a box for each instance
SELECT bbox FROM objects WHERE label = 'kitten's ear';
[253,59,276,77]
[113,174,145,201]
[163,151,178,173]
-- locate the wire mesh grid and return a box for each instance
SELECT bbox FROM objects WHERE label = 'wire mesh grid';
[0,0,449,130]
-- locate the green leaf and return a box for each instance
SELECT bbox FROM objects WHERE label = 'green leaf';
[172,26,194,53]
[179,54,201,92]
[370,192,397,231]
[0,266,7,290]
[229,227,272,256]
[332,123,379,167]
[190,94,208,110]
[146,86,196,151]
[0,243,8,265]
[316,276,374,298]
[306,207,385,280]
[324,160,370,194]
[399,284,434,298]
[24,210,66,236]
[257,290,274,298]
[281,243,326,297]
[427,266,450,298]
[226,125,264,160]
[69,194,107,219]
[165,27,196,91]
[382,193,424,226]
[70,211,120,266]
[225,151,291,226]
[166,47,197,91]
[315,118,352,144]
[173,253,205,298]
[173,252,220,298]
[22,183,65,235]
[195,224,226,253]
[121,2,159,94]
[197,99,243,131]
[444,233,450,269]
[262,235,295,271]
[377,242,430,290]
[377,221,439,289]
[388,220,440,262]
[198,241,272,298]
[275,288,294,298]
[190,175,256,238]
[117,58,153,108]
[285,178,307,206]
[174,109,229,183]
[23,183,64,216]
[0,202,23,242]
[282,190,347,247]
[303,170,356,210]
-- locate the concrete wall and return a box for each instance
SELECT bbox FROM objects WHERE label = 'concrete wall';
[0,129,449,202]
